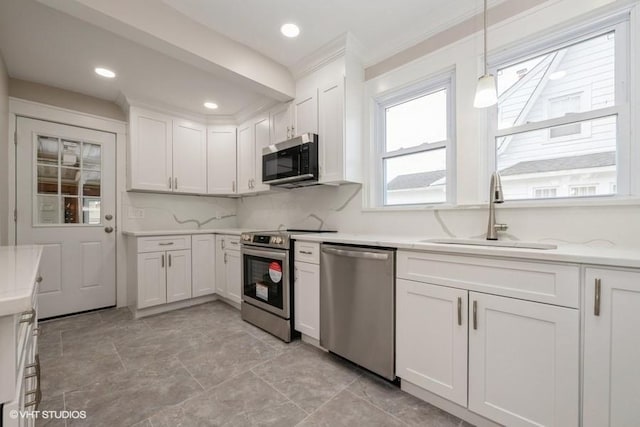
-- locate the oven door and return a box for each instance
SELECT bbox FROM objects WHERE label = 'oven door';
[262,145,304,184]
[241,246,290,319]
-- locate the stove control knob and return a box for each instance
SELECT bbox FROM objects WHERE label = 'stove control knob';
[275,237,283,244]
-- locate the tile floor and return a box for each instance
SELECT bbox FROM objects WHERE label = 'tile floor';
[37,301,472,427]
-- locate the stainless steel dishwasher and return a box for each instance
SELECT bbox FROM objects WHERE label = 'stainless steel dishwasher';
[320,244,396,380]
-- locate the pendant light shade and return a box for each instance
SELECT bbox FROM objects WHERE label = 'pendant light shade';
[474,0,497,108]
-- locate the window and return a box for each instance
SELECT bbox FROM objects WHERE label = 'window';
[491,20,628,202]
[374,73,454,206]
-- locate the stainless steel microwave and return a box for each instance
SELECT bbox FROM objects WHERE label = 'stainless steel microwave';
[262,133,318,188]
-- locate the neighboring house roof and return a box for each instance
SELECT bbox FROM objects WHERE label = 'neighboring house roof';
[387,170,446,190]
[500,151,616,176]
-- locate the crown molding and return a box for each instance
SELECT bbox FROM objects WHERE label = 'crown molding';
[289,32,365,80]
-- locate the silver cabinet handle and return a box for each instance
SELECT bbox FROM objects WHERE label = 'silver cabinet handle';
[161,254,165,268]
[232,180,236,192]
[291,125,295,136]
[229,241,238,246]
[286,126,291,139]
[20,308,36,324]
[168,254,172,268]
[224,252,228,263]
[299,250,313,255]
[158,242,174,246]
[221,240,225,250]
[322,246,389,260]
[594,278,601,316]
[457,297,462,326]
[473,300,478,330]
[174,177,178,190]
[169,177,172,189]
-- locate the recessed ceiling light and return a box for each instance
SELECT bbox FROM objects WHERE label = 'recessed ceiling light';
[204,102,219,110]
[94,67,116,78]
[280,23,300,38]
[549,70,567,80]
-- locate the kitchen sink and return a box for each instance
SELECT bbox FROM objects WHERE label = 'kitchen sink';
[421,238,558,250]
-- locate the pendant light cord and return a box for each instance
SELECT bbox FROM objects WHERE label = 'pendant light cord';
[483,0,488,76]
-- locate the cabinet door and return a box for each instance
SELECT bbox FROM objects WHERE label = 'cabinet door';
[584,268,640,427]
[270,102,292,144]
[172,119,207,194]
[207,126,237,194]
[129,108,173,192]
[214,236,227,298]
[468,292,579,427]
[166,249,192,303]
[294,261,320,340]
[191,235,215,298]
[237,121,255,194]
[293,89,318,136]
[137,252,166,308]
[318,78,344,183]
[396,279,468,406]
[225,249,242,304]
[253,115,270,192]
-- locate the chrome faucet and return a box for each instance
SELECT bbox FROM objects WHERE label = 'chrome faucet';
[487,172,508,240]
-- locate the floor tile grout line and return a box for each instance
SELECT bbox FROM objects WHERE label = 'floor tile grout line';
[292,374,361,426]
[175,358,206,392]
[343,387,410,426]
[111,341,127,371]
[250,370,311,415]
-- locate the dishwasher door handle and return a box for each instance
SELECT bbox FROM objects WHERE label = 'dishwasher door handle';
[322,247,390,261]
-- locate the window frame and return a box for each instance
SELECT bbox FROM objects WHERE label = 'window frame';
[372,70,456,208]
[486,14,631,202]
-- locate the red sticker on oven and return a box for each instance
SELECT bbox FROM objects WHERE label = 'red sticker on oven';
[269,262,282,283]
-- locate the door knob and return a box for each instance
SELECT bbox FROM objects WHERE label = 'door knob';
[105,214,113,221]
[104,226,114,233]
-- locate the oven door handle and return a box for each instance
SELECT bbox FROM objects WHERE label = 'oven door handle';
[241,247,289,260]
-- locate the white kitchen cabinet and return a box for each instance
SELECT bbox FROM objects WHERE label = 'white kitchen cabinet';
[215,235,242,305]
[191,234,216,298]
[207,126,237,194]
[396,279,468,407]
[128,107,173,192]
[270,102,293,144]
[136,251,167,308]
[128,106,207,194]
[293,89,318,136]
[468,292,579,427]
[172,119,207,194]
[237,121,255,194]
[583,268,640,427]
[166,249,192,303]
[253,114,271,192]
[294,261,320,340]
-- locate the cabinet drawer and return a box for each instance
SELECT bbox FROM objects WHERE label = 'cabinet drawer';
[223,235,241,251]
[137,235,191,253]
[295,241,320,264]
[397,251,579,308]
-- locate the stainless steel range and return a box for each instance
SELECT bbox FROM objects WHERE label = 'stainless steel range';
[240,229,333,342]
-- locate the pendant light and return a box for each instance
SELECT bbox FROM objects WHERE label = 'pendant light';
[473,0,497,108]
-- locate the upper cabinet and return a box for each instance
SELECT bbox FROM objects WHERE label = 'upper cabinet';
[293,88,318,136]
[270,102,293,144]
[207,126,237,195]
[128,107,207,194]
[253,114,271,192]
[237,120,255,194]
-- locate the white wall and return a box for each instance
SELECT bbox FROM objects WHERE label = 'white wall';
[0,53,9,245]
[237,0,640,250]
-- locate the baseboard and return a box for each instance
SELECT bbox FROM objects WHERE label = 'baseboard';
[132,294,218,318]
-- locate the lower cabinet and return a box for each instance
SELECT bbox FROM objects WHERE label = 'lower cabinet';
[166,249,192,303]
[583,268,640,427]
[192,234,216,298]
[225,250,242,304]
[215,235,242,304]
[137,249,192,308]
[294,261,320,340]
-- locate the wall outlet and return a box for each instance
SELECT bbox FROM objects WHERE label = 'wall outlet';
[128,207,145,219]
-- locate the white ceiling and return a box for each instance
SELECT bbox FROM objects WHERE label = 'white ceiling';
[0,0,272,117]
[162,0,502,67]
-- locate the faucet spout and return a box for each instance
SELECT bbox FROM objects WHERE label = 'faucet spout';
[487,172,507,240]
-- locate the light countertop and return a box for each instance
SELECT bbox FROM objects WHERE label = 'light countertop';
[122,228,259,237]
[0,245,43,317]
[291,233,640,269]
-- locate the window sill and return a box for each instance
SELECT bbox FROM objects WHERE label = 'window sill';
[362,196,640,212]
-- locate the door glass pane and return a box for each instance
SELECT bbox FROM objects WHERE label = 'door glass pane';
[37,165,58,194]
[37,136,59,164]
[82,198,101,224]
[36,195,60,224]
[82,171,101,197]
[60,168,80,196]
[61,140,81,167]
[82,143,101,170]
[385,148,447,205]
[63,197,79,224]
[243,255,284,310]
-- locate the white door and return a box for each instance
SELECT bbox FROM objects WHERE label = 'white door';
[583,268,640,427]
[16,117,117,318]
[396,279,468,406]
[166,249,191,303]
[137,252,166,309]
[253,115,270,192]
[225,249,242,304]
[318,78,344,183]
[129,107,172,192]
[191,234,215,298]
[468,292,579,427]
[214,236,227,298]
[293,89,318,136]
[172,119,207,194]
[207,126,236,194]
[270,102,292,144]
[237,122,254,194]
[294,261,320,340]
